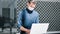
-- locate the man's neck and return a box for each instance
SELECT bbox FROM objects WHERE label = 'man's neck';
[26,8,33,14]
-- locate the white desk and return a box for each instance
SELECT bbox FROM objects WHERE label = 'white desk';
[16,31,60,34]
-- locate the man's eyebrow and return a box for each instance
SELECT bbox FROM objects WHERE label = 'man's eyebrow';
[31,1,37,4]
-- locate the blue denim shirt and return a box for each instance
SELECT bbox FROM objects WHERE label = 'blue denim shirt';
[17,8,39,29]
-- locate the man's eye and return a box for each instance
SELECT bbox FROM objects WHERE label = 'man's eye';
[32,2,36,4]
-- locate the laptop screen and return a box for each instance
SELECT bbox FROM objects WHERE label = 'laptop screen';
[30,23,49,34]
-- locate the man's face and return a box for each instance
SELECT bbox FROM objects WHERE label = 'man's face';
[27,1,36,8]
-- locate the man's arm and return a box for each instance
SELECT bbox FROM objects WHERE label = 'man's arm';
[35,14,39,23]
[20,26,30,34]
[17,11,30,34]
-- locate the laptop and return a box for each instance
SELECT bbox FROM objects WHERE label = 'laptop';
[30,23,49,34]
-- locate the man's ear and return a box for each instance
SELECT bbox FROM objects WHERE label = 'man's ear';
[27,2,29,6]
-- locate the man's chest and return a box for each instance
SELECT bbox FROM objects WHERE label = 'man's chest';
[25,13,36,21]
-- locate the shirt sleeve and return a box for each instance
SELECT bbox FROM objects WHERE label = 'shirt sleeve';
[17,11,23,28]
[35,13,39,23]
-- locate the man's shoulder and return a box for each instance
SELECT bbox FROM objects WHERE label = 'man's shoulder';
[18,9,25,13]
[33,10,39,15]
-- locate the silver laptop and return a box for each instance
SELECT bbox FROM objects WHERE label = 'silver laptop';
[30,23,49,34]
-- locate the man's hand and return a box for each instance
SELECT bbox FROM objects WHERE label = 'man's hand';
[20,26,30,34]
[25,29,30,34]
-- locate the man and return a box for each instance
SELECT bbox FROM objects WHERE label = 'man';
[17,0,39,34]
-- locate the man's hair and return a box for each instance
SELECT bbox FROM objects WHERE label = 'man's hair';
[27,0,33,3]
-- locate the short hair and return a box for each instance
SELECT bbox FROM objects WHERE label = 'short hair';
[27,0,33,3]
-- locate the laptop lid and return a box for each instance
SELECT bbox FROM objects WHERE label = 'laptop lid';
[30,23,49,34]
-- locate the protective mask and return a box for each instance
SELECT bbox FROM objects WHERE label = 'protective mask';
[28,6,34,11]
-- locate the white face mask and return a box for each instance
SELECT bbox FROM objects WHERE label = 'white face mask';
[28,6,34,11]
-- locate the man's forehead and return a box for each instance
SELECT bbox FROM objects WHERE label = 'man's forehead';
[27,0,37,4]
[31,0,37,3]
[32,0,39,1]
[31,0,36,2]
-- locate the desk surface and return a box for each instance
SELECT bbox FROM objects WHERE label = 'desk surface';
[16,31,60,34]
[43,31,60,34]
[47,31,60,33]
